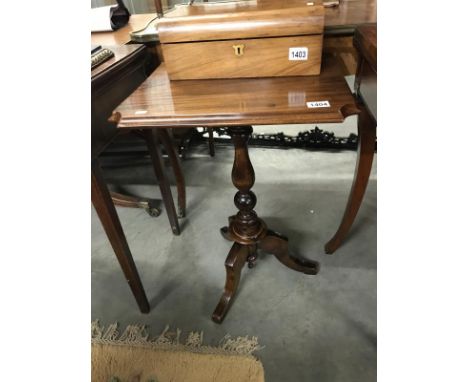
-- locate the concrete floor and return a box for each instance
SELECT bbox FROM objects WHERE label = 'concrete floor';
[92,123,376,382]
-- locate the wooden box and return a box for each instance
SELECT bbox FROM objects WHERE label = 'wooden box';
[157,1,325,80]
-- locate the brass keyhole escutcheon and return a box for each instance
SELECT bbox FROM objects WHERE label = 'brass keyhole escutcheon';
[232,44,245,57]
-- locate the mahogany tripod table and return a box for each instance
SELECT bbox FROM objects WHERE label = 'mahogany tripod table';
[111,53,360,323]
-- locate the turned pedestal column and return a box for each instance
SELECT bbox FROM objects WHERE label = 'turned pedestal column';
[212,126,319,323]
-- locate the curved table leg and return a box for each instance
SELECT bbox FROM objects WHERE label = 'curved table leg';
[212,243,250,324]
[260,230,319,275]
[92,159,150,314]
[325,104,376,254]
[144,130,181,236]
[158,128,186,218]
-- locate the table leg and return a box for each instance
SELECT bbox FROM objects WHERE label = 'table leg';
[157,129,186,218]
[208,128,215,157]
[91,159,150,314]
[111,191,161,217]
[144,129,181,235]
[212,126,318,324]
[324,103,376,254]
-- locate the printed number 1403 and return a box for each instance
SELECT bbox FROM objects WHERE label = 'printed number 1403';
[289,47,308,61]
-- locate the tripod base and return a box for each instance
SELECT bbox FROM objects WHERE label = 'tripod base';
[212,218,318,324]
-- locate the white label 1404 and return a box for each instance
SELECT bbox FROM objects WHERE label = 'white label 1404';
[307,101,330,108]
[289,47,308,61]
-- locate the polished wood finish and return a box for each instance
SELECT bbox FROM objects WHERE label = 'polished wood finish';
[92,45,151,159]
[126,1,376,45]
[324,101,376,254]
[91,45,161,217]
[144,129,181,235]
[257,0,375,34]
[357,58,377,119]
[110,53,359,322]
[111,53,358,129]
[158,2,324,80]
[212,242,251,322]
[114,129,186,222]
[91,43,161,313]
[324,0,376,33]
[91,42,185,236]
[158,2,324,43]
[325,23,377,254]
[212,126,319,323]
[354,24,377,118]
[354,24,377,71]
[323,35,358,75]
[157,129,186,218]
[163,35,323,80]
[92,159,150,313]
[111,191,161,217]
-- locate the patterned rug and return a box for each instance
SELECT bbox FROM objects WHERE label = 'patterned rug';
[91,321,265,382]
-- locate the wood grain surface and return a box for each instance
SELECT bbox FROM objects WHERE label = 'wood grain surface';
[123,0,376,46]
[157,2,324,43]
[354,24,377,118]
[111,53,358,129]
[91,45,144,81]
[92,44,150,160]
[162,35,323,80]
[204,0,375,31]
[325,0,376,30]
[354,24,377,72]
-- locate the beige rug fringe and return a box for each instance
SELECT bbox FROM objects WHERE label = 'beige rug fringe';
[91,320,264,358]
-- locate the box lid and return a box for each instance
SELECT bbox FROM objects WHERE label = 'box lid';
[157,1,325,44]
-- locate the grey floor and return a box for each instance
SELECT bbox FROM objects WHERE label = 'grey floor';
[92,121,376,382]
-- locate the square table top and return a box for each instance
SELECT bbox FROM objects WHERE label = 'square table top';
[112,53,359,129]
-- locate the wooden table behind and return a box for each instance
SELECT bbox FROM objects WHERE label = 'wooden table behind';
[91,14,157,46]
[92,44,155,159]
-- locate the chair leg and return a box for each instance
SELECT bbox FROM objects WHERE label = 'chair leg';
[208,128,215,157]
[157,129,186,218]
[91,159,150,313]
[144,129,181,236]
[325,104,376,254]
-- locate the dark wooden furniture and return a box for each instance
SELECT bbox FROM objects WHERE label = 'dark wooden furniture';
[129,1,376,75]
[92,45,151,313]
[92,16,187,222]
[111,52,359,323]
[126,0,375,155]
[325,24,377,254]
[324,0,376,35]
[91,44,184,313]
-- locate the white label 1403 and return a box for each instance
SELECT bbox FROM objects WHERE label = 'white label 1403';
[289,47,308,61]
